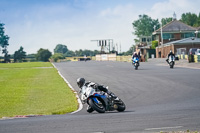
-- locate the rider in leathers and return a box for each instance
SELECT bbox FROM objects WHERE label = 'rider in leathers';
[132,52,140,66]
[166,50,175,64]
[77,78,117,112]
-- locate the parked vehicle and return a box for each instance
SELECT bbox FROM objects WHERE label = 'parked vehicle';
[188,48,198,55]
[195,49,200,55]
[132,57,139,70]
[168,55,175,68]
[175,55,179,60]
[80,86,126,113]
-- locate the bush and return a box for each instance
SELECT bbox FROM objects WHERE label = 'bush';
[151,40,158,49]
[51,53,65,62]
[36,48,52,62]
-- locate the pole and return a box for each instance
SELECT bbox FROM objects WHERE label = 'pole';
[161,21,163,46]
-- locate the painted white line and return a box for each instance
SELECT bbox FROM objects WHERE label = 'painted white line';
[145,126,183,131]
[51,63,83,114]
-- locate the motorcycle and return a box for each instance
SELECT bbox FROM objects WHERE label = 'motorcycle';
[168,55,175,68]
[80,85,126,113]
[132,57,139,70]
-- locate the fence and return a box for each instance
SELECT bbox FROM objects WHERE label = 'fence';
[58,55,138,63]
[116,56,132,62]
[177,54,200,63]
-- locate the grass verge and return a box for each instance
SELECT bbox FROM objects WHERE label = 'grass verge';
[0,62,78,118]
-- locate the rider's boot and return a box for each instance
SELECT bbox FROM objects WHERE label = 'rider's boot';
[166,59,169,64]
[87,105,94,113]
[107,91,117,99]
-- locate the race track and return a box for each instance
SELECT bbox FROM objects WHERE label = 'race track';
[1,61,200,133]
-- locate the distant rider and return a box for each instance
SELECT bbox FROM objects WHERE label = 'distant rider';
[132,52,140,65]
[166,50,175,64]
[132,52,139,59]
[84,55,87,62]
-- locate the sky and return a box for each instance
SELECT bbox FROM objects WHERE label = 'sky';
[0,0,200,55]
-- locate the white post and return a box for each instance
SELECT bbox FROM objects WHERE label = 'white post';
[160,21,163,46]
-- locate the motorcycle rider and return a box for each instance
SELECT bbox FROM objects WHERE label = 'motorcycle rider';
[77,78,117,113]
[166,50,175,64]
[132,52,139,59]
[77,78,117,99]
[132,52,140,65]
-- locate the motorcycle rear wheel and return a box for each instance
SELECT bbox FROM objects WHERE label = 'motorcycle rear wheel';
[116,99,126,112]
[88,98,105,113]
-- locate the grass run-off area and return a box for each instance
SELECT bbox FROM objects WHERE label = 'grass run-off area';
[0,62,78,118]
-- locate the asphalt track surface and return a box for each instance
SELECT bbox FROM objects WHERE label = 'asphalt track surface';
[1,61,200,133]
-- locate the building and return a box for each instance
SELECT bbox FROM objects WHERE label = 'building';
[135,12,200,59]
[156,37,200,58]
[153,19,200,58]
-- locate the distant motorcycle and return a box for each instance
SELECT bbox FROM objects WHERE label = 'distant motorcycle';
[132,57,139,70]
[79,86,126,113]
[168,55,175,68]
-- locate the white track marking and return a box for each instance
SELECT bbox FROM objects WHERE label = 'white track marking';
[52,63,83,114]
[145,126,183,131]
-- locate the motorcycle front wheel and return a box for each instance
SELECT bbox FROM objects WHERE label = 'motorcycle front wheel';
[88,98,105,113]
[134,64,138,70]
[170,62,174,68]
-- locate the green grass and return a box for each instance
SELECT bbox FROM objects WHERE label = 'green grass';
[0,62,52,68]
[0,62,78,118]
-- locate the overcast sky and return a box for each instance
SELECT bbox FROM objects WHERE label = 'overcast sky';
[0,0,200,55]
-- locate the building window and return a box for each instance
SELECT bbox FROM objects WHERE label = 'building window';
[142,38,146,42]
[140,36,152,43]
[163,33,174,40]
[181,32,195,38]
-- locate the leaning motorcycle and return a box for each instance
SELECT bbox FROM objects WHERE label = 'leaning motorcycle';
[168,55,175,68]
[132,57,139,70]
[79,86,126,113]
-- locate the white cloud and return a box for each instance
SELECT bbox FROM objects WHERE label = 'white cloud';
[97,4,138,51]
[147,0,200,20]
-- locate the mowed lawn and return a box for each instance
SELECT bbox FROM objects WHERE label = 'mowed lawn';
[0,62,78,118]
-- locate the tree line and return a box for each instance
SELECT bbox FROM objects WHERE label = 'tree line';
[1,12,200,63]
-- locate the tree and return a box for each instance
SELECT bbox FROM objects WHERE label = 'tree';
[197,13,200,27]
[151,40,158,49]
[0,23,10,63]
[161,17,173,26]
[14,46,26,62]
[26,54,37,62]
[54,44,68,54]
[51,53,65,62]
[180,12,199,27]
[64,50,75,57]
[36,48,52,62]
[75,49,83,56]
[121,45,136,55]
[93,50,100,55]
[132,14,160,38]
